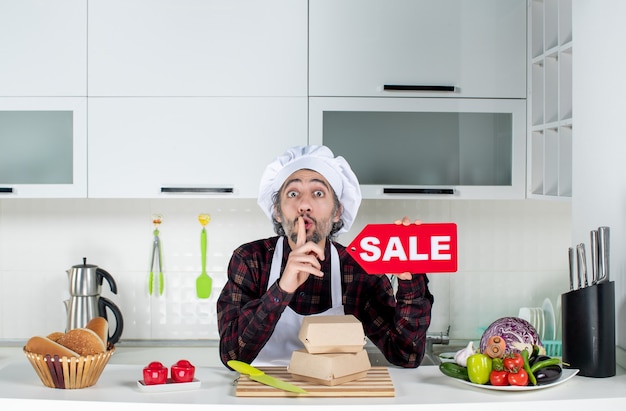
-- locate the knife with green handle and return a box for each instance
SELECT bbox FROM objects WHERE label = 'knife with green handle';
[227,360,307,394]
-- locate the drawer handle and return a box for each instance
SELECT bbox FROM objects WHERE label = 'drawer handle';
[383,188,454,195]
[383,84,457,92]
[161,187,234,194]
[0,187,14,194]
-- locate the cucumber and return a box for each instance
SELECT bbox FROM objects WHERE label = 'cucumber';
[439,362,470,381]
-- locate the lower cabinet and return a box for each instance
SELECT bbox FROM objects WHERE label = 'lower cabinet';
[87,97,307,198]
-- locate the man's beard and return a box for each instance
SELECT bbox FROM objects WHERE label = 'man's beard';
[283,214,332,244]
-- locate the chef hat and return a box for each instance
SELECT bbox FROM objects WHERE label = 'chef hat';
[258,145,362,234]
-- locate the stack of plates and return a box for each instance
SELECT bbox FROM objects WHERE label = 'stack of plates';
[518,298,557,342]
[517,306,544,340]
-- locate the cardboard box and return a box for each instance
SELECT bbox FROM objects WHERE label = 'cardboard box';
[298,315,366,354]
[288,349,371,386]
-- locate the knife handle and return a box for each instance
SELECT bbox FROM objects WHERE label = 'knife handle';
[598,226,610,283]
[568,247,575,290]
[590,230,598,284]
[576,243,587,288]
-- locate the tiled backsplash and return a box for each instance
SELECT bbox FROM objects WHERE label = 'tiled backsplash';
[0,198,571,342]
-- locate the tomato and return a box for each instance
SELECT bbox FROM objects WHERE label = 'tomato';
[508,369,529,386]
[489,370,509,386]
[171,359,196,383]
[466,353,492,385]
[143,361,168,385]
[503,352,524,372]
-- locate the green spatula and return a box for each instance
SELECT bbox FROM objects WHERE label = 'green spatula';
[196,213,212,298]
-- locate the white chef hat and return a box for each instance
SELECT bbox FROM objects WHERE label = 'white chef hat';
[258,145,362,234]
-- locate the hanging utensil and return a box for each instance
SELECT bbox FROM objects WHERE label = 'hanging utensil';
[196,213,212,299]
[149,214,164,296]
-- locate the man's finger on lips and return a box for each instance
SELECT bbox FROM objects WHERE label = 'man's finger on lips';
[296,216,306,247]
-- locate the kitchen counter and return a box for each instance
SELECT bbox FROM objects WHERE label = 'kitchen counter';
[1,345,625,410]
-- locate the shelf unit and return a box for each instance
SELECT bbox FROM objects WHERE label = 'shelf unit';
[528,0,573,199]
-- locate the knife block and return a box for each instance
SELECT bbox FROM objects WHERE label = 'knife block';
[561,281,615,377]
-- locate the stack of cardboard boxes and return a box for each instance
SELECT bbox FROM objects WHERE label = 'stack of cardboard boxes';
[288,315,372,386]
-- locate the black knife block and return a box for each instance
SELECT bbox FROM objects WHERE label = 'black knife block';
[561,281,616,377]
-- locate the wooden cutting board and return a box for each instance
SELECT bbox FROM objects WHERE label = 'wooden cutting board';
[234,366,394,397]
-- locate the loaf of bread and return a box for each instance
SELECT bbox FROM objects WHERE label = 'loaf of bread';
[26,318,110,357]
[85,317,108,346]
[57,328,106,356]
[25,336,80,358]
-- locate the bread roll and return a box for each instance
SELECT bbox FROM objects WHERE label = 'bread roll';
[85,317,109,346]
[57,328,106,356]
[46,331,65,342]
[25,336,80,358]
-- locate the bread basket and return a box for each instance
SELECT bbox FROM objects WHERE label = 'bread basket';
[23,345,115,389]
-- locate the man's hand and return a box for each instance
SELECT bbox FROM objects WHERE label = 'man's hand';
[278,217,325,293]
[390,216,423,280]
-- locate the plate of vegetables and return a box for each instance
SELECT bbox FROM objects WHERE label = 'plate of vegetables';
[439,316,579,391]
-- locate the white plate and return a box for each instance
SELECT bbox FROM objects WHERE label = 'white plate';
[137,378,201,392]
[438,352,458,363]
[543,298,556,340]
[443,368,578,391]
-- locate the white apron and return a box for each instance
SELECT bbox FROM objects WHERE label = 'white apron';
[252,237,344,366]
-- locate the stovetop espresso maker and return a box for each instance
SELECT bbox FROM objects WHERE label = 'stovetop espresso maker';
[64,258,124,345]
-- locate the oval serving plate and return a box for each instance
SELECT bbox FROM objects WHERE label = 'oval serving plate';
[442,368,579,391]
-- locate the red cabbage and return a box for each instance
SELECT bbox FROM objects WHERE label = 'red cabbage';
[480,317,542,355]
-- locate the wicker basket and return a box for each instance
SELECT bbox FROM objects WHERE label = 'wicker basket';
[23,346,115,389]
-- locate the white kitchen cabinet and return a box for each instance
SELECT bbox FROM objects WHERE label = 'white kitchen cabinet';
[528,0,572,198]
[0,0,87,97]
[309,0,527,98]
[0,98,87,197]
[310,97,527,199]
[87,97,307,198]
[87,0,307,97]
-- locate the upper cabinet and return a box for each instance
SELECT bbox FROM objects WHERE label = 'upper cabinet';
[528,0,572,199]
[0,1,87,198]
[0,0,87,97]
[0,98,87,198]
[87,0,307,97]
[87,97,307,198]
[309,0,527,99]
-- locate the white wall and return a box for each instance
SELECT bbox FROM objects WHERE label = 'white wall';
[573,1,626,367]
[0,198,570,343]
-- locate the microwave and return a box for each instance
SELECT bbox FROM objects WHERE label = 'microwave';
[309,97,526,199]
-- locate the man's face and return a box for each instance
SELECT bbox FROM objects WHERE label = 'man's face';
[275,169,341,246]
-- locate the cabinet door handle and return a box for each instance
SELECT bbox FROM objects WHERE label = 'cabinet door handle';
[383,188,455,195]
[0,187,14,194]
[383,84,457,92]
[161,187,234,194]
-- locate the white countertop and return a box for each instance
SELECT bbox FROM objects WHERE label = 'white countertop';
[1,345,625,410]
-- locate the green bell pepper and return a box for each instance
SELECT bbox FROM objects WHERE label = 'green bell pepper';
[466,353,493,385]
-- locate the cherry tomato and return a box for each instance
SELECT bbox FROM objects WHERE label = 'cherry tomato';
[508,369,529,386]
[503,352,524,372]
[489,370,509,386]
[171,359,196,383]
[466,353,492,385]
[143,361,168,385]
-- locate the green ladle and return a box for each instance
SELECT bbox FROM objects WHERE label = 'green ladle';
[196,213,212,298]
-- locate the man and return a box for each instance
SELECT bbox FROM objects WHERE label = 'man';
[217,145,433,368]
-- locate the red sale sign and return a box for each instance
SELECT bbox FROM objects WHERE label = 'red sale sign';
[346,223,458,274]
